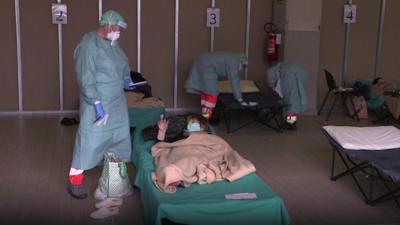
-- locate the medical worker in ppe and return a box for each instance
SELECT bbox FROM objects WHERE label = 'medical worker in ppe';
[68,10,135,199]
[185,52,257,120]
[267,62,309,129]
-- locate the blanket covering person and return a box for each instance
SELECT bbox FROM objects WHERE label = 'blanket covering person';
[151,132,256,193]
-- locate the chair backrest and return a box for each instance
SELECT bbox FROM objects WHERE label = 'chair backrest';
[324,69,337,91]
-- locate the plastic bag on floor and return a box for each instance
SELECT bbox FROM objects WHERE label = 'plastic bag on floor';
[95,152,133,199]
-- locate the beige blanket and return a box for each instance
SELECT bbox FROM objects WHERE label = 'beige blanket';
[151,133,256,193]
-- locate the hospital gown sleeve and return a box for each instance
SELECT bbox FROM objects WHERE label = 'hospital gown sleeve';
[227,63,243,100]
[75,45,100,104]
[122,59,132,82]
[267,65,279,88]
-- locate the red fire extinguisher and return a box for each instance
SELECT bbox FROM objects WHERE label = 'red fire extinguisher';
[264,22,280,62]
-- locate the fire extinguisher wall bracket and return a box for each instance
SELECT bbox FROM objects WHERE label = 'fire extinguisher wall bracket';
[264,22,279,34]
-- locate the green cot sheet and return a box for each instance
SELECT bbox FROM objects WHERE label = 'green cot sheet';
[129,108,291,225]
[128,107,166,129]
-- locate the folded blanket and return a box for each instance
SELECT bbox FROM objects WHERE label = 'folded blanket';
[151,132,256,193]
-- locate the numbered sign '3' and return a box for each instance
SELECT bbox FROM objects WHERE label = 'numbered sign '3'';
[207,8,220,28]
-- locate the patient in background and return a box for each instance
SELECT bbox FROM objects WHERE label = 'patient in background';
[352,77,392,122]
[352,77,386,110]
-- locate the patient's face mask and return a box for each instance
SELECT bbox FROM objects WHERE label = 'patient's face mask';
[187,122,201,132]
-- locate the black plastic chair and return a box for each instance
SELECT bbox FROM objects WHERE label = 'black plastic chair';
[318,69,359,121]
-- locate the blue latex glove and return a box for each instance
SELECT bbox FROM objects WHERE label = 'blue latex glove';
[94,101,105,120]
[124,79,135,90]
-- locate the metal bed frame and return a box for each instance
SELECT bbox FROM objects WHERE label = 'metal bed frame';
[322,129,400,208]
[216,92,287,134]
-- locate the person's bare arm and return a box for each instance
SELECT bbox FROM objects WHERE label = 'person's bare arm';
[157,115,169,141]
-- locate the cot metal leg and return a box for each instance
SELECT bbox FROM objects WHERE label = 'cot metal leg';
[231,108,256,134]
[368,167,376,205]
[330,148,336,180]
[325,94,339,121]
[331,162,370,181]
[331,148,370,203]
[228,123,253,133]
[276,107,285,131]
[330,149,369,181]
[318,91,331,115]
[371,169,400,208]
[255,108,282,132]
[222,106,255,134]
[347,93,360,121]
[222,105,232,133]
[222,106,253,134]
[274,111,284,132]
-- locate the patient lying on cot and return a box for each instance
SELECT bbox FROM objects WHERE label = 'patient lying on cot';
[142,113,212,143]
[156,113,209,141]
[150,114,256,193]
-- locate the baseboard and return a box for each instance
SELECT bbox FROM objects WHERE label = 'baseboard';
[165,108,199,115]
[0,110,79,116]
[0,109,198,116]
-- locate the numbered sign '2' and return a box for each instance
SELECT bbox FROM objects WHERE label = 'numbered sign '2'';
[52,3,67,25]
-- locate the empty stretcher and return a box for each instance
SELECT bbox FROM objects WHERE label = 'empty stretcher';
[322,126,400,208]
[216,92,287,134]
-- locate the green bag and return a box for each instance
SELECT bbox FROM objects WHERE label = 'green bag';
[97,152,133,198]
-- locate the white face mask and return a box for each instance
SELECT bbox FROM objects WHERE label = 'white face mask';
[186,122,202,132]
[106,31,120,46]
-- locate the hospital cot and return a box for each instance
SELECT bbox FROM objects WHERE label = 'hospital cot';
[128,107,291,225]
[322,126,400,208]
[215,80,287,134]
